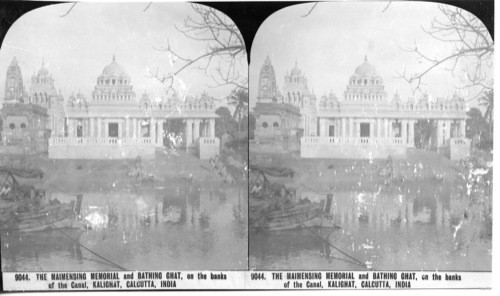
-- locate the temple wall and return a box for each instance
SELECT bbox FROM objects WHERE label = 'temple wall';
[449,138,471,160]
[300,137,406,159]
[198,137,220,160]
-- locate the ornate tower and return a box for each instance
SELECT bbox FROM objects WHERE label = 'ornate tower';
[282,60,310,107]
[257,56,278,103]
[29,60,58,109]
[4,57,26,104]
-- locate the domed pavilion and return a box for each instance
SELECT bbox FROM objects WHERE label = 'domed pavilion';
[47,55,219,160]
[301,55,470,160]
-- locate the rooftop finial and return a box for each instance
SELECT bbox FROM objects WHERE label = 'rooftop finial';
[112,54,116,62]
[42,58,45,68]
[364,55,368,62]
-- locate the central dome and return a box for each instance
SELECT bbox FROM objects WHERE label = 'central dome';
[354,55,378,77]
[102,55,127,76]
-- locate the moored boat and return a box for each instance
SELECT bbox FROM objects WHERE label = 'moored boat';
[0,168,85,232]
[249,166,339,231]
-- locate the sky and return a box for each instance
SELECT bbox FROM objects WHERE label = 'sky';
[0,2,247,106]
[249,1,493,109]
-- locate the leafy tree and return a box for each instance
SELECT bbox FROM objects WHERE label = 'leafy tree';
[478,90,493,135]
[215,106,237,138]
[248,112,256,140]
[228,88,248,137]
[466,107,491,151]
[414,119,435,149]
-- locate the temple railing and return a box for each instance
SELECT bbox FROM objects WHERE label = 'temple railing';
[49,137,154,146]
[301,137,406,145]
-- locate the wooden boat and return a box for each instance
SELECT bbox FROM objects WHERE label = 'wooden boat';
[249,166,339,231]
[0,168,85,232]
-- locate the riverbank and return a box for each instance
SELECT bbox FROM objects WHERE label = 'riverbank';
[250,149,465,194]
[33,148,245,195]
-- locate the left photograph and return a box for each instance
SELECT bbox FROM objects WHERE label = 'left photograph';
[0,2,248,271]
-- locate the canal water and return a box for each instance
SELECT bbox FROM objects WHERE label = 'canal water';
[250,184,492,271]
[1,180,248,271]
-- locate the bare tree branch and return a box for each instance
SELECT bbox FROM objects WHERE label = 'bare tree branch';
[382,2,392,13]
[398,5,493,97]
[149,4,247,97]
[302,3,318,17]
[143,2,152,12]
[60,3,76,18]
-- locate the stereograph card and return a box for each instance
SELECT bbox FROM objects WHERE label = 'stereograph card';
[0,0,494,292]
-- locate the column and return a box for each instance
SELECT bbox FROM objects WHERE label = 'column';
[97,118,102,138]
[90,117,94,137]
[349,118,354,137]
[125,118,129,138]
[151,117,156,142]
[186,119,193,148]
[437,120,443,147]
[319,118,325,137]
[193,119,200,142]
[369,121,374,138]
[402,119,408,144]
[210,119,215,137]
[157,119,164,146]
[460,119,466,138]
[389,119,394,138]
[384,118,389,138]
[408,120,415,147]
[341,118,346,138]
[133,118,137,138]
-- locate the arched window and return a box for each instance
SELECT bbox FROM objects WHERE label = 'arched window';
[20,123,26,129]
[273,122,279,128]
[262,122,268,128]
[9,123,15,129]
[364,79,367,85]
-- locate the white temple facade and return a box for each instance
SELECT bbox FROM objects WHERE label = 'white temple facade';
[48,55,219,159]
[300,56,470,160]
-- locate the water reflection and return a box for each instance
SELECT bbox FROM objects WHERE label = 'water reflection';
[250,182,491,271]
[2,180,248,271]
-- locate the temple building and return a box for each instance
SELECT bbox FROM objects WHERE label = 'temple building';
[1,58,50,155]
[48,55,219,159]
[300,56,470,160]
[254,56,301,148]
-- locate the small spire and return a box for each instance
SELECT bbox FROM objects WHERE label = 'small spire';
[112,54,116,62]
[295,59,297,67]
[364,55,368,62]
[42,58,45,68]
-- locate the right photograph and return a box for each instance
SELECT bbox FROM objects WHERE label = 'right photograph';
[249,2,493,271]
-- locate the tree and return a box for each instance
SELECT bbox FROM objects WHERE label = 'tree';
[248,112,256,140]
[478,90,493,135]
[214,106,237,138]
[398,5,493,99]
[148,4,247,96]
[228,88,248,137]
[466,107,491,150]
[414,119,435,149]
